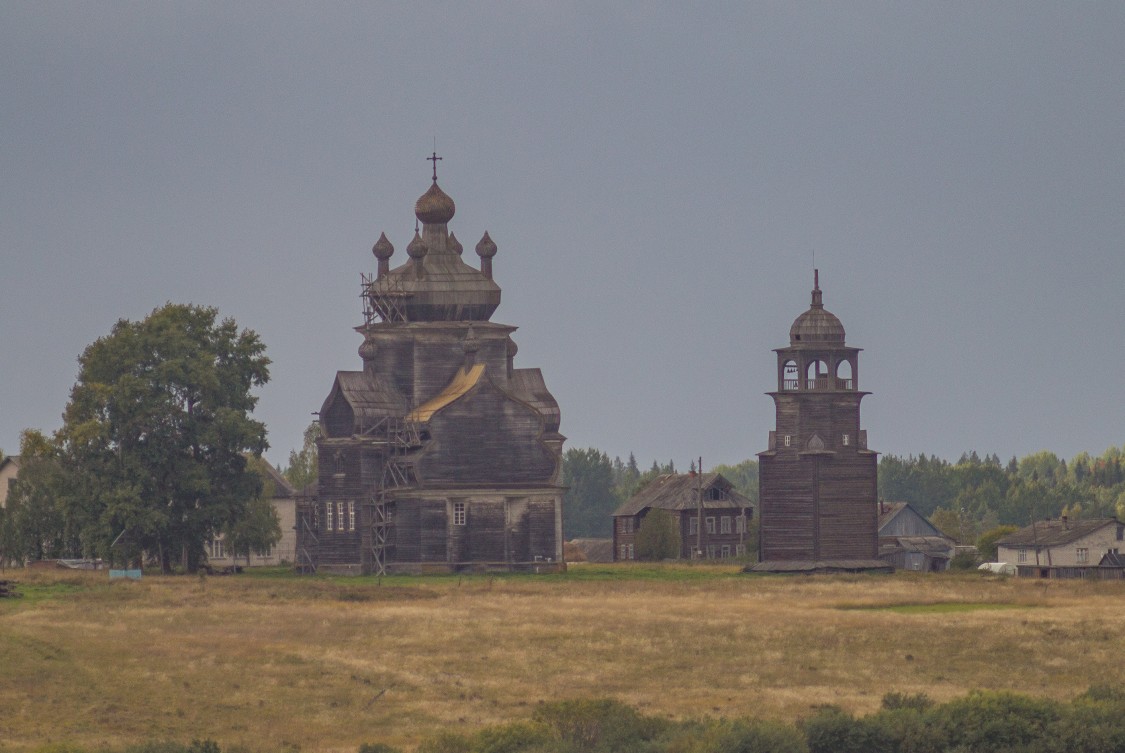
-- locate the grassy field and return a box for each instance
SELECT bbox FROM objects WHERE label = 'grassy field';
[1,565,1124,753]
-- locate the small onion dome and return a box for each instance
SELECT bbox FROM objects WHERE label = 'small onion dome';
[358,338,378,360]
[407,231,428,259]
[372,232,394,260]
[414,181,456,225]
[475,231,497,258]
[448,232,464,256]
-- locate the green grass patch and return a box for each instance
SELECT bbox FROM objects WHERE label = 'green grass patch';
[836,601,1033,614]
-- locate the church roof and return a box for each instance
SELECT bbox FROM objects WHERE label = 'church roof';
[366,173,501,322]
[332,371,409,421]
[789,270,845,345]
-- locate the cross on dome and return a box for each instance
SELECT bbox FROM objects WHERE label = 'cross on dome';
[427,151,442,182]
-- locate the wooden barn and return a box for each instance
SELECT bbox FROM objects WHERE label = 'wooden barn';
[877,501,955,572]
[295,161,565,574]
[612,472,754,561]
[750,272,888,574]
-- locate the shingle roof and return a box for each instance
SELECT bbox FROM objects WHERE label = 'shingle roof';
[996,518,1120,548]
[612,473,754,517]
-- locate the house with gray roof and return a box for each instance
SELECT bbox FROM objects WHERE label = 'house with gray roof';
[997,517,1124,578]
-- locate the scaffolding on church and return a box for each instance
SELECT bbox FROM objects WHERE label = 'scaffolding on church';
[364,417,422,576]
[362,272,411,325]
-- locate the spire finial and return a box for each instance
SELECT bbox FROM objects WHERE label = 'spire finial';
[427,151,442,182]
[812,268,823,307]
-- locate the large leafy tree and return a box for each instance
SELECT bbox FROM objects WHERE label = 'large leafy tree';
[58,304,270,573]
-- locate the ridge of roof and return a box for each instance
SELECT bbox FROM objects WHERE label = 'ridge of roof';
[996,517,1120,548]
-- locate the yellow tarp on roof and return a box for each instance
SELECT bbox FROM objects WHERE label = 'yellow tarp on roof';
[408,363,486,422]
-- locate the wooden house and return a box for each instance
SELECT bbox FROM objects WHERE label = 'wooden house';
[877,501,955,572]
[0,456,20,508]
[996,517,1124,579]
[751,272,888,574]
[295,162,565,575]
[612,473,754,561]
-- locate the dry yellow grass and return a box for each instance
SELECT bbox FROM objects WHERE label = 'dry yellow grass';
[2,565,1124,753]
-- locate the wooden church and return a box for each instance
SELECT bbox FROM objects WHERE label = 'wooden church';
[750,272,889,573]
[295,159,565,574]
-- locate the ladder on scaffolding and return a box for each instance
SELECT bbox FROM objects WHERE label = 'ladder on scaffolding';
[368,417,422,576]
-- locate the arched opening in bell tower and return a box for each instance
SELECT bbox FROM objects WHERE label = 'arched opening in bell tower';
[806,359,828,390]
[782,360,799,391]
[835,359,854,390]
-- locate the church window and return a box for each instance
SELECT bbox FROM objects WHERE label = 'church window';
[842,434,850,446]
[453,502,466,526]
[784,435,791,447]
[336,502,345,532]
[721,516,732,534]
[835,359,854,390]
[325,502,334,532]
[347,501,356,531]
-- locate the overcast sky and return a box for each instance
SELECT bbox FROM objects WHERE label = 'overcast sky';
[2,3,1123,471]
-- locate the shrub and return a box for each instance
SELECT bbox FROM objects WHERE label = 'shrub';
[712,719,808,753]
[634,510,680,561]
[801,707,893,753]
[881,691,934,711]
[948,550,979,570]
[533,698,669,752]
[932,690,1059,753]
[468,721,554,753]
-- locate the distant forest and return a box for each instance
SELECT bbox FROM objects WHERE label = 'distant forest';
[563,445,1125,544]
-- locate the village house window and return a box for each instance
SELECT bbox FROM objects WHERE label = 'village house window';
[1076,547,1089,564]
[721,516,732,534]
[688,517,698,535]
[736,517,745,534]
[325,502,334,532]
[705,517,716,535]
[707,487,724,501]
[453,501,466,526]
[1017,548,1027,563]
[736,544,745,556]
[707,544,717,559]
[621,518,634,534]
[721,545,731,558]
[209,538,224,559]
[348,501,356,531]
[627,544,634,560]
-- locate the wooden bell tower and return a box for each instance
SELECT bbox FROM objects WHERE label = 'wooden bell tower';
[754,272,883,570]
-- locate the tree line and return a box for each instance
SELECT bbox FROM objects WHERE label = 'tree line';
[562,445,1125,546]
